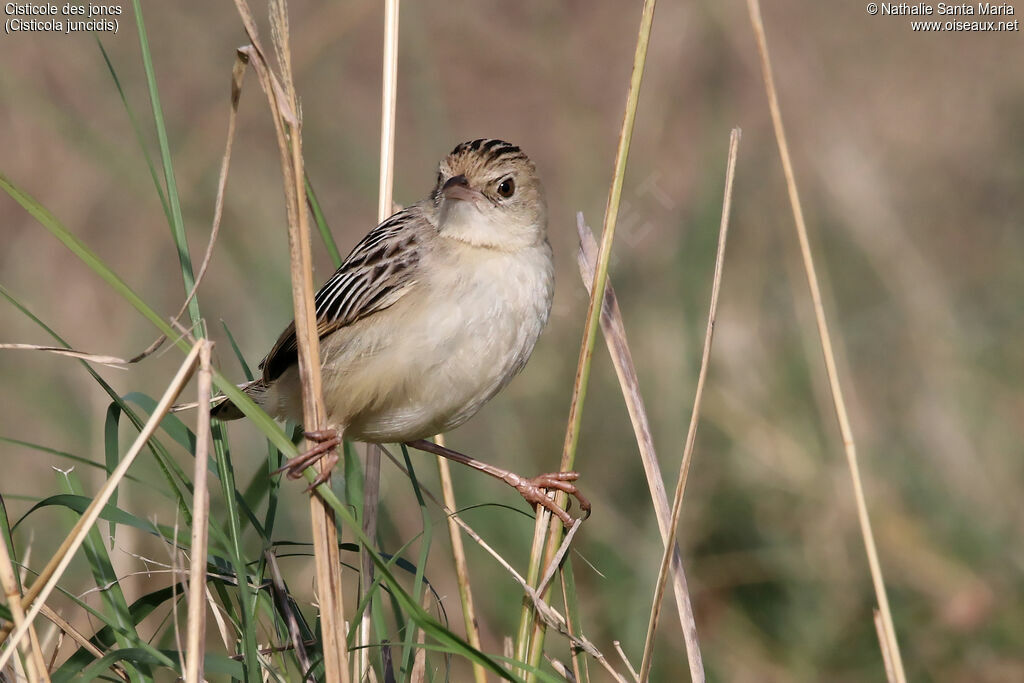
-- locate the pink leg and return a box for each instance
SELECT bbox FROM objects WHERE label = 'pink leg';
[405,439,591,528]
[273,429,341,491]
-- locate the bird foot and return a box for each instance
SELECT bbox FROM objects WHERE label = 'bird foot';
[511,471,592,529]
[272,429,340,492]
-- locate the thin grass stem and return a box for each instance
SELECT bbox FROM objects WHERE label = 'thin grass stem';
[745,2,907,680]
[638,129,740,682]
[435,438,487,683]
[185,342,213,682]
[359,2,400,678]
[130,0,201,331]
[0,525,48,682]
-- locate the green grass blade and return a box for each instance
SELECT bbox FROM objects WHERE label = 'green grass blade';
[69,648,195,682]
[0,178,178,343]
[94,36,171,224]
[560,560,589,683]
[103,402,124,545]
[0,179,294,456]
[211,423,261,680]
[399,444,434,678]
[46,584,180,681]
[306,175,342,268]
[15,494,159,538]
[129,0,200,330]
[0,495,18,593]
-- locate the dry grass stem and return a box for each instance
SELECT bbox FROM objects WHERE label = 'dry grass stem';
[575,215,702,678]
[359,2,400,676]
[229,1,350,678]
[0,341,204,672]
[637,128,740,682]
[613,641,640,683]
[874,609,898,683]
[536,520,582,597]
[184,341,213,682]
[0,345,129,368]
[167,516,185,676]
[358,444,380,681]
[435,439,487,683]
[746,1,906,680]
[36,605,128,681]
[0,522,48,682]
[203,583,233,652]
[545,655,571,681]
[377,0,399,222]
[521,0,660,673]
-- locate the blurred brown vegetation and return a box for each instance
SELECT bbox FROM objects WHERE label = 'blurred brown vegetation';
[2,1,1023,680]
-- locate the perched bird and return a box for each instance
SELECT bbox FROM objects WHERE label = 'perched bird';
[215,139,588,526]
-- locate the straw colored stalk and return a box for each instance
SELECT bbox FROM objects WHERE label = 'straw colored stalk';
[746,1,906,680]
[436,440,487,683]
[229,1,351,679]
[358,1,401,678]
[184,341,213,682]
[0,526,49,682]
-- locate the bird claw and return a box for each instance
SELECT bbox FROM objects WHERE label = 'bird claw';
[272,429,341,492]
[515,471,591,529]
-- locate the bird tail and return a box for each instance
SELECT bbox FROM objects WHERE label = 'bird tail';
[170,379,268,421]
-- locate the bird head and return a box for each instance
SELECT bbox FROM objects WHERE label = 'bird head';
[432,139,547,250]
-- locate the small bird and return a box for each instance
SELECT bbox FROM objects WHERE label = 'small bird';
[214,139,588,526]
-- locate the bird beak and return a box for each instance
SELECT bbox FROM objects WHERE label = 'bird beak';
[441,174,484,203]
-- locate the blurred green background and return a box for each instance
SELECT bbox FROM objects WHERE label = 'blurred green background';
[2,1,1022,680]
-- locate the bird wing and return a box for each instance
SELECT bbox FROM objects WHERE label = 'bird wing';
[261,208,426,382]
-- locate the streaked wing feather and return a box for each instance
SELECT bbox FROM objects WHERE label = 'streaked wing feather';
[261,209,424,381]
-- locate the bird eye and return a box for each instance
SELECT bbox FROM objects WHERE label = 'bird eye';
[496,177,515,198]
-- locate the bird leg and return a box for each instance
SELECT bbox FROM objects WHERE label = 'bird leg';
[405,439,591,528]
[273,429,340,492]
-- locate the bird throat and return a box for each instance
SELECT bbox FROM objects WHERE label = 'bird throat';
[437,198,508,249]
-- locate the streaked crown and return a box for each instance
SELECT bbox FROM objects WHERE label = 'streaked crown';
[430,139,546,249]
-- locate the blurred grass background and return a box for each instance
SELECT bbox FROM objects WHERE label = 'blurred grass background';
[2,1,1022,680]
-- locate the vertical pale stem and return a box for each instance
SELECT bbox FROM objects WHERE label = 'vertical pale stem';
[436,435,487,683]
[637,129,740,681]
[359,0,400,679]
[746,1,906,681]
[185,341,213,683]
[0,530,49,682]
